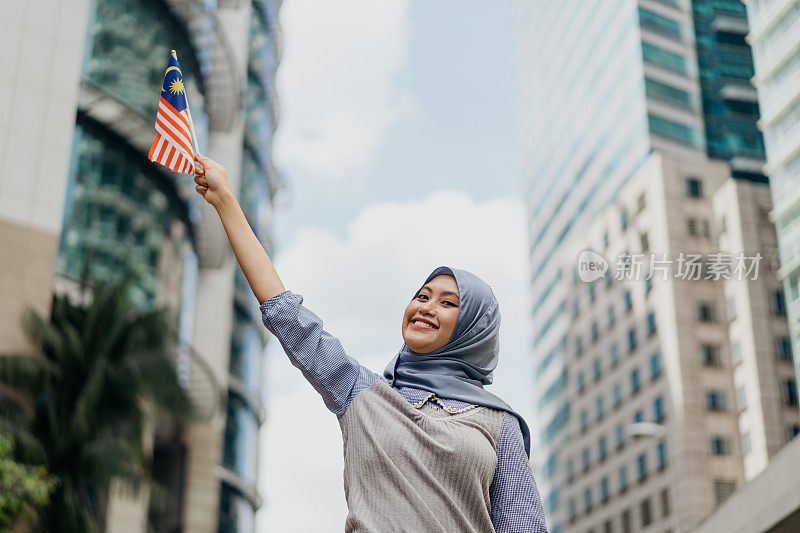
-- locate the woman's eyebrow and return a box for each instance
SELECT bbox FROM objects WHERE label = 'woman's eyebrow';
[421,285,460,299]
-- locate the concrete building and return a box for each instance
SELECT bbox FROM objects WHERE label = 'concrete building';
[511,1,798,531]
[555,151,797,532]
[744,0,800,406]
[0,1,282,531]
[692,433,800,533]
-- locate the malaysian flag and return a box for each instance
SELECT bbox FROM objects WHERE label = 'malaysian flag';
[148,50,198,175]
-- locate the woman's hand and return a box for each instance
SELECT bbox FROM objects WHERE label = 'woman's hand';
[193,153,231,208]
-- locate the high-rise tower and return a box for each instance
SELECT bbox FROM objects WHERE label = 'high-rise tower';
[512,2,792,532]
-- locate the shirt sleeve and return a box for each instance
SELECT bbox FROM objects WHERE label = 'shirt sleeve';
[260,290,378,417]
[489,412,548,532]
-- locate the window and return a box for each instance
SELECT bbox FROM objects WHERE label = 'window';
[637,193,647,213]
[699,344,723,367]
[634,410,644,424]
[732,341,742,366]
[591,321,599,343]
[578,372,586,395]
[576,335,584,357]
[657,440,667,471]
[625,290,633,312]
[573,299,580,318]
[610,343,619,367]
[640,497,652,527]
[646,77,692,108]
[726,296,737,322]
[688,217,698,236]
[599,436,608,462]
[642,41,687,74]
[686,177,704,198]
[714,479,737,506]
[742,432,751,455]
[584,486,593,514]
[596,396,605,422]
[613,383,622,409]
[696,301,717,322]
[782,379,798,407]
[593,358,602,382]
[660,487,670,517]
[619,466,629,494]
[567,458,575,483]
[580,409,589,434]
[603,231,610,249]
[582,448,591,473]
[640,232,649,252]
[771,290,787,315]
[616,424,626,451]
[787,425,800,442]
[650,352,661,380]
[645,276,652,295]
[776,336,793,361]
[710,435,733,456]
[600,477,610,504]
[653,396,665,423]
[608,305,616,329]
[569,497,577,522]
[628,327,638,353]
[737,386,747,412]
[590,284,597,304]
[646,311,657,337]
[637,453,648,483]
[621,209,629,230]
[706,390,728,411]
[621,509,631,533]
[631,368,641,394]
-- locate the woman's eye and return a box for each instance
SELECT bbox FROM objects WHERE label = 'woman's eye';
[444,301,457,307]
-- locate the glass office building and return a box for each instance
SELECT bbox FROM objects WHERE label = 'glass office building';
[513,1,764,531]
[54,0,282,531]
[746,0,800,401]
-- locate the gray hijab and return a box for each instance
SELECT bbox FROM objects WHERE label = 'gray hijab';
[383,266,531,457]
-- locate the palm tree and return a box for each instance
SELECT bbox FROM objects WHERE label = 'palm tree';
[0,270,192,532]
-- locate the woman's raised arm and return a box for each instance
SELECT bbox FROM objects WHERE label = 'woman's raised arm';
[193,153,284,304]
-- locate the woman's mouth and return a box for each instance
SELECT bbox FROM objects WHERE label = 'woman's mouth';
[410,319,438,330]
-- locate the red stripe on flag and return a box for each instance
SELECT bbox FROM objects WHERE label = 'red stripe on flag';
[155,118,193,156]
[157,101,192,144]
[160,97,191,131]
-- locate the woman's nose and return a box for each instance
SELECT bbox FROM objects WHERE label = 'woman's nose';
[419,301,436,315]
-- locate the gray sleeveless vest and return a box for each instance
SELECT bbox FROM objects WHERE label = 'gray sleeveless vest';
[338,379,504,532]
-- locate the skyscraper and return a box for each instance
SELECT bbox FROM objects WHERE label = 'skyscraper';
[744,0,800,409]
[512,1,786,531]
[0,1,282,531]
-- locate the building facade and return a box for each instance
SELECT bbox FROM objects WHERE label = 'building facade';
[744,0,800,405]
[555,151,797,532]
[511,1,795,531]
[1,1,282,532]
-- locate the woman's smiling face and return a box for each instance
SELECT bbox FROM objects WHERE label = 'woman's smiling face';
[402,274,460,354]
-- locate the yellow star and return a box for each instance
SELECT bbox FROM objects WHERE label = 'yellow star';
[169,78,185,95]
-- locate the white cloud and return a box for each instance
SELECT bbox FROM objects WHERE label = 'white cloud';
[257,191,535,532]
[274,0,415,181]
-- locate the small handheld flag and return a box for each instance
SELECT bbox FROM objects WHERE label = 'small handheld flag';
[148,50,198,175]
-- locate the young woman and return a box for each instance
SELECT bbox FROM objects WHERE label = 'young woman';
[193,154,548,532]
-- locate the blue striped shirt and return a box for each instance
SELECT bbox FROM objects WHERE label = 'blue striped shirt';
[261,289,548,532]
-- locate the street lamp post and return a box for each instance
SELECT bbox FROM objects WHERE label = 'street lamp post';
[627,422,682,532]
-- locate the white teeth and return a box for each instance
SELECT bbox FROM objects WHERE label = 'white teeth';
[413,320,436,329]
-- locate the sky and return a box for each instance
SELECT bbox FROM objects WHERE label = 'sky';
[256,1,533,530]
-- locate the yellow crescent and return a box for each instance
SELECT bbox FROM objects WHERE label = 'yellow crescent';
[162,66,183,91]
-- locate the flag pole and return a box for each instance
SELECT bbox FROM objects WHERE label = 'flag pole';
[171,49,200,171]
